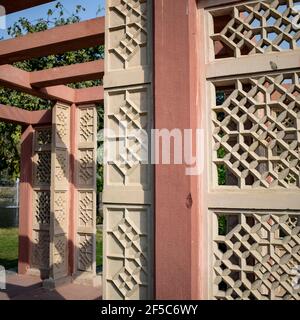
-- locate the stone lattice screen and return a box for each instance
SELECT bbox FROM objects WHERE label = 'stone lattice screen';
[210,0,300,59]
[203,0,300,300]
[75,105,97,282]
[28,102,98,286]
[31,127,52,278]
[50,103,71,282]
[103,0,153,300]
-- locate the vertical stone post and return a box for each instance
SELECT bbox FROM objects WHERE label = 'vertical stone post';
[18,125,34,275]
[103,0,154,300]
[45,103,71,287]
[30,126,52,279]
[73,104,98,286]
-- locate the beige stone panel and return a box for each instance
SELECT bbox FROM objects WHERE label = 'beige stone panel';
[33,151,51,187]
[54,149,69,188]
[103,205,153,300]
[53,191,68,235]
[33,190,50,230]
[207,0,300,60]
[210,210,300,300]
[30,127,52,276]
[74,105,97,280]
[55,105,70,148]
[77,234,94,272]
[78,191,94,232]
[52,235,68,279]
[78,106,97,147]
[201,1,300,301]
[106,0,151,72]
[104,85,152,196]
[49,103,70,282]
[78,149,96,188]
[210,71,300,190]
[31,230,50,270]
[103,0,153,301]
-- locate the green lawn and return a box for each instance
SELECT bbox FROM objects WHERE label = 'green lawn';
[0,228,103,271]
[0,228,19,270]
[96,229,103,268]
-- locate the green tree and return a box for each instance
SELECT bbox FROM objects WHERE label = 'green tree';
[0,2,104,187]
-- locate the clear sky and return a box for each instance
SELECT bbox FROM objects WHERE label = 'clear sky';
[0,0,105,39]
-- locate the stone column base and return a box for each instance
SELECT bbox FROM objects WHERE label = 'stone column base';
[72,272,102,288]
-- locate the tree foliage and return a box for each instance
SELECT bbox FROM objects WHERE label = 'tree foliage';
[0,2,104,182]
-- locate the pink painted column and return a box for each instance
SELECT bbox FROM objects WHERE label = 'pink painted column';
[68,103,77,275]
[154,0,202,299]
[18,125,34,275]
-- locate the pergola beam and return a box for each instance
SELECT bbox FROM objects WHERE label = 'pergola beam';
[0,104,51,125]
[0,17,105,65]
[30,60,104,88]
[75,86,104,105]
[1,0,55,14]
[0,65,104,104]
[0,65,75,103]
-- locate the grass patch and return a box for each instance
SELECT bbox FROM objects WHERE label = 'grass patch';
[0,228,18,270]
[0,228,103,271]
[96,228,103,268]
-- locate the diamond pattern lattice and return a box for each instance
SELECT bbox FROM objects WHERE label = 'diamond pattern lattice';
[79,192,93,228]
[35,151,51,185]
[78,235,93,271]
[36,128,52,147]
[53,237,66,270]
[212,72,300,188]
[79,150,94,186]
[54,193,67,232]
[79,108,94,143]
[32,231,50,269]
[211,0,300,59]
[56,111,68,143]
[108,0,148,66]
[34,191,50,225]
[213,211,300,300]
[106,209,149,299]
[108,90,148,180]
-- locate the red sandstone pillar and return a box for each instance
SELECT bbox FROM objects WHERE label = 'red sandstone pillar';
[18,125,34,275]
[154,0,202,299]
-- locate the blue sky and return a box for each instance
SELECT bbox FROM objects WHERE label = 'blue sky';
[0,0,105,39]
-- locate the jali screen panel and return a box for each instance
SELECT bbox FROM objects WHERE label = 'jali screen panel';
[204,0,300,300]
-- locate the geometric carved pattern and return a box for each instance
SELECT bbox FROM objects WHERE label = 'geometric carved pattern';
[53,236,66,271]
[32,230,50,270]
[213,72,300,188]
[55,150,68,184]
[36,128,52,147]
[75,105,96,278]
[54,192,67,232]
[56,109,68,145]
[31,127,52,275]
[104,0,153,300]
[107,0,148,70]
[214,211,300,300]
[78,235,93,271]
[79,149,94,187]
[50,103,70,281]
[78,192,93,228]
[106,208,149,300]
[79,108,94,143]
[211,0,300,59]
[35,151,51,185]
[107,86,149,186]
[34,191,50,225]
